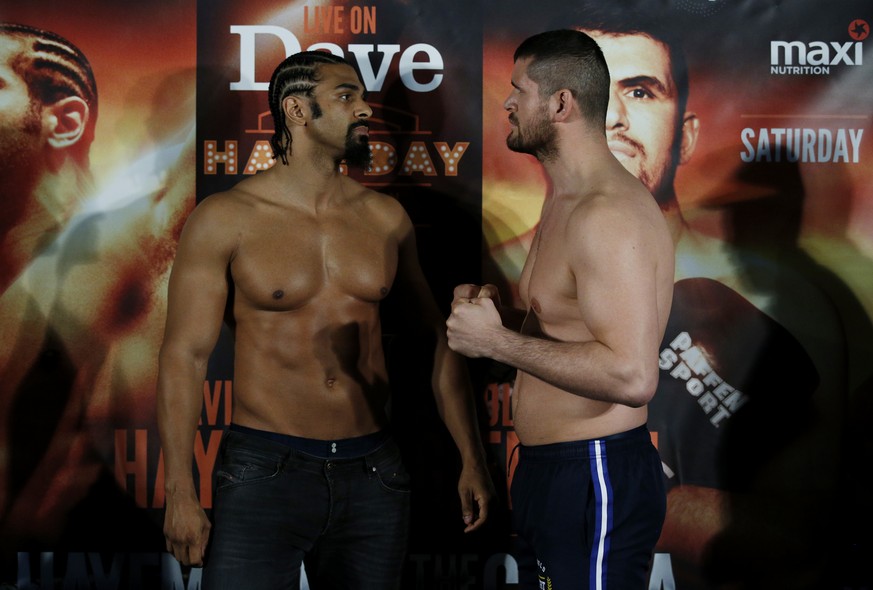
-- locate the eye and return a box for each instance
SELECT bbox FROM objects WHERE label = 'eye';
[630,87,653,99]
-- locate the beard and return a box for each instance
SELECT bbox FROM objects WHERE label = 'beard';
[342,122,372,169]
[506,105,557,161]
[0,100,43,208]
[608,131,678,205]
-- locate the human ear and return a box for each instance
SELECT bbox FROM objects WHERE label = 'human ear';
[283,96,307,127]
[45,96,89,149]
[678,111,700,165]
[551,89,575,122]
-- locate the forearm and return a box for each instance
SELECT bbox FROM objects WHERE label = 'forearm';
[156,349,208,497]
[431,338,487,465]
[487,327,655,407]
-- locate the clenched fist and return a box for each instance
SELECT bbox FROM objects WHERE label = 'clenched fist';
[447,284,505,358]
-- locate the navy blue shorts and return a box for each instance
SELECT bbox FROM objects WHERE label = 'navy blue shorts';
[510,425,666,589]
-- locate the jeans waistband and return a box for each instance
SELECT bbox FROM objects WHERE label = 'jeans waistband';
[518,424,652,461]
[228,423,390,460]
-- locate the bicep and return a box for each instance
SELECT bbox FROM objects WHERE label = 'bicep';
[393,211,445,326]
[161,211,232,360]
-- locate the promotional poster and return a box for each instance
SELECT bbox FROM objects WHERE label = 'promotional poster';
[1,0,871,588]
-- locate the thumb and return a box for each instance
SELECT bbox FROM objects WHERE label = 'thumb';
[459,490,474,524]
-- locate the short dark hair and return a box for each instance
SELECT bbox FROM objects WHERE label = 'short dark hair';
[0,23,98,158]
[555,5,690,118]
[268,51,356,165]
[514,29,610,126]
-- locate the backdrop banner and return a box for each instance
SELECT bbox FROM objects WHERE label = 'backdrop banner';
[1,0,871,588]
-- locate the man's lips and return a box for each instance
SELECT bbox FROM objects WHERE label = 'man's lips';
[608,139,637,159]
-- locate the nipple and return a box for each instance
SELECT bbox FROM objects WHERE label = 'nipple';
[272,290,284,300]
[380,287,389,296]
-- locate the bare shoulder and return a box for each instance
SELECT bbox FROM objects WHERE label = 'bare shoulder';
[177,183,257,252]
[566,183,671,259]
[189,174,270,224]
[344,176,412,235]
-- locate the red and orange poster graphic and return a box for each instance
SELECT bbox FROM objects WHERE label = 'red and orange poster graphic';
[0,0,871,587]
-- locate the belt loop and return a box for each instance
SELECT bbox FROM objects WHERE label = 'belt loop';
[364,452,376,476]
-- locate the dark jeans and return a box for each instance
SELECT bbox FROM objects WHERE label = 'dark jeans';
[202,428,411,589]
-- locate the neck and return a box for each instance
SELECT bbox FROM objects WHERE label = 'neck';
[654,188,687,245]
[0,166,89,292]
[268,148,351,209]
[539,123,615,195]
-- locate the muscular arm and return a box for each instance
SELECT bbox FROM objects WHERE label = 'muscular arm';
[392,210,493,532]
[448,204,670,407]
[157,198,233,565]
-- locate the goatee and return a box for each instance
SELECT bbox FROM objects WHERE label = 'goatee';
[343,123,372,169]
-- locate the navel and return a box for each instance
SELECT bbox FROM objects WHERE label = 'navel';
[325,377,337,388]
[272,290,284,300]
[530,297,542,315]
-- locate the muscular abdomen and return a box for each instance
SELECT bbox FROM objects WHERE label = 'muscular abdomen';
[224,196,398,439]
[232,293,390,439]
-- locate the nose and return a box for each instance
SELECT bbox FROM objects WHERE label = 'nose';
[503,93,516,112]
[356,99,372,119]
[605,88,627,130]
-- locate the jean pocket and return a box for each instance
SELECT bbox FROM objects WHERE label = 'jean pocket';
[215,450,281,491]
[372,444,411,494]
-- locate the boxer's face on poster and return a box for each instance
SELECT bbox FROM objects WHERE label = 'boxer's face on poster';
[590,32,683,199]
[0,38,43,173]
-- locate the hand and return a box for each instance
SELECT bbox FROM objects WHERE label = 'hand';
[457,461,495,533]
[164,492,211,566]
[447,295,504,358]
[452,283,501,307]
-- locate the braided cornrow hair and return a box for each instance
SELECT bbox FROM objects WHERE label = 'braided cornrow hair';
[267,51,352,165]
[0,23,98,158]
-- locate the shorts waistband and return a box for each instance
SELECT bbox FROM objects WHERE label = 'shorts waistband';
[518,424,652,461]
[228,424,390,460]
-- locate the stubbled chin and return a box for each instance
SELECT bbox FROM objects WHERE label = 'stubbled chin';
[610,149,632,162]
[614,156,639,177]
[611,150,633,163]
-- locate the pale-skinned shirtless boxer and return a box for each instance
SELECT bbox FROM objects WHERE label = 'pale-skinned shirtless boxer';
[447,30,674,589]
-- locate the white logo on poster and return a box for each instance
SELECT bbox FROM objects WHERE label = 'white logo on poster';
[770,20,866,75]
[771,41,863,67]
[230,25,443,93]
[659,331,748,427]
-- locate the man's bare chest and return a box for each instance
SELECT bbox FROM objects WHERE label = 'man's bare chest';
[230,216,398,309]
[518,228,580,328]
